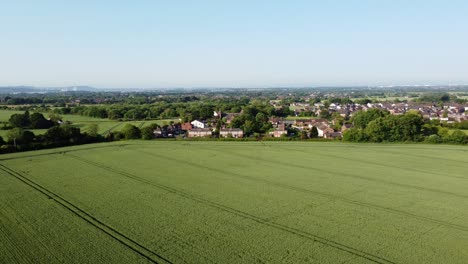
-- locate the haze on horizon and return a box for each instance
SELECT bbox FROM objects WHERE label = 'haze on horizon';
[1,0,467,89]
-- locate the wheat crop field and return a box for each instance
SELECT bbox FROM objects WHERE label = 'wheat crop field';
[1,141,467,263]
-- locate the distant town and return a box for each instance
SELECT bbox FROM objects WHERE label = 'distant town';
[0,86,467,153]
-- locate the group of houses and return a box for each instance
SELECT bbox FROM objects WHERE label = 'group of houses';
[268,117,342,139]
[151,100,468,139]
[179,113,244,138]
[288,100,468,123]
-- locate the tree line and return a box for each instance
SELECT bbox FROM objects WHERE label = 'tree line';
[343,109,467,144]
[0,111,104,154]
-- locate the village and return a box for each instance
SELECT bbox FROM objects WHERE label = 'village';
[166,100,468,139]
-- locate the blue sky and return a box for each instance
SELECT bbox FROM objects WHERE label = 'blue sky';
[1,0,467,88]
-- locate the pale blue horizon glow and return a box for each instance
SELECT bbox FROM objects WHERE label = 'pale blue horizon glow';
[1,0,468,88]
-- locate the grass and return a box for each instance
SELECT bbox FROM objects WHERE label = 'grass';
[1,141,467,263]
[0,110,24,121]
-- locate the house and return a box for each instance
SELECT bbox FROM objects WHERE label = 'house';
[315,125,334,137]
[153,124,182,138]
[225,113,240,124]
[269,129,287,138]
[219,128,243,138]
[188,128,212,138]
[190,120,206,128]
[324,131,342,139]
[213,111,222,117]
[181,122,193,131]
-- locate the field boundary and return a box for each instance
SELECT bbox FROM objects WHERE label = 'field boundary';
[66,153,395,264]
[0,164,172,264]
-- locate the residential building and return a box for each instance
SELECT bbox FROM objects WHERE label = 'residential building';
[188,128,212,137]
[219,128,244,138]
[190,120,206,128]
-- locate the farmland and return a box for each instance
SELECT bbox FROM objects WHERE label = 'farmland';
[0,109,177,138]
[1,141,468,263]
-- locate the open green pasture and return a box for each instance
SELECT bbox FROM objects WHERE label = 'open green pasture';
[0,110,176,137]
[0,110,24,121]
[1,141,467,263]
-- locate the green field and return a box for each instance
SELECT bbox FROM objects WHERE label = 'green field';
[0,110,177,138]
[1,141,468,263]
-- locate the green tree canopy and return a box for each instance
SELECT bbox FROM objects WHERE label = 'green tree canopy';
[9,113,30,128]
[352,109,389,129]
[141,126,155,140]
[120,124,141,140]
[30,112,54,129]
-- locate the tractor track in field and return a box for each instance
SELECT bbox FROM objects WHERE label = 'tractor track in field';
[66,153,395,264]
[196,144,468,198]
[381,149,468,166]
[0,164,173,264]
[138,122,146,128]
[272,145,468,181]
[0,144,130,161]
[134,148,468,234]
[101,123,124,135]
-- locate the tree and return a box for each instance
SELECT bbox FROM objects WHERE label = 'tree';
[397,112,424,141]
[108,109,123,120]
[22,131,35,144]
[120,124,141,139]
[48,112,62,123]
[425,134,442,144]
[309,126,319,138]
[352,109,388,129]
[320,109,331,119]
[6,128,34,146]
[45,126,64,142]
[86,123,99,137]
[242,120,255,136]
[0,136,4,145]
[141,126,155,140]
[9,113,30,128]
[44,124,81,143]
[448,130,468,144]
[30,112,54,129]
[7,128,23,146]
[365,117,394,142]
[61,125,81,141]
[342,128,368,142]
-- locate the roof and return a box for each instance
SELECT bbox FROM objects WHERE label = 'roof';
[189,128,211,132]
[220,128,243,132]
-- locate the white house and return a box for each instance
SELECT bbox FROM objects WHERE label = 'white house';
[315,125,334,138]
[190,120,206,128]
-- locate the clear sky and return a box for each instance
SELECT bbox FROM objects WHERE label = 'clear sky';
[1,0,467,88]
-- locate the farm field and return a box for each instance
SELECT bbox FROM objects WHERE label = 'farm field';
[1,141,468,263]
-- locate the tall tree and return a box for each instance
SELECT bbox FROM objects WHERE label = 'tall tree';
[309,126,319,138]
[121,124,141,139]
[30,112,54,129]
[141,126,155,140]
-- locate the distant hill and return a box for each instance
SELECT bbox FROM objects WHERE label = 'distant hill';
[0,86,98,94]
